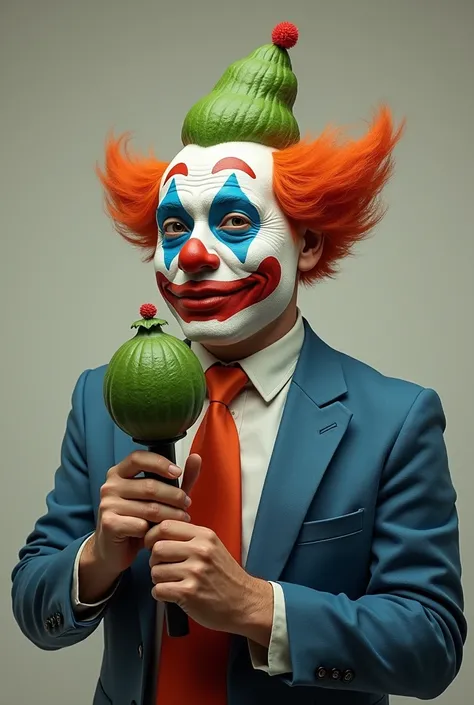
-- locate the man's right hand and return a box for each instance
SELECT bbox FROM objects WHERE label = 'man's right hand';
[78,450,201,604]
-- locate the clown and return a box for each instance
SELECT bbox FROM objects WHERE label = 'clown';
[11,22,465,705]
[99,22,402,348]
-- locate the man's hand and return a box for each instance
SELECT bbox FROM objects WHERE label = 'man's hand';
[78,452,201,604]
[145,521,274,647]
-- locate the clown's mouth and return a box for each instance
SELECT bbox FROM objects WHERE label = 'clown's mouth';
[156,256,281,323]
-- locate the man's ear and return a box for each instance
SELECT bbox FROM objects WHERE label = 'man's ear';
[298,230,324,274]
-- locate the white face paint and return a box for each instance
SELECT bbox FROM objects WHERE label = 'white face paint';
[154,141,300,346]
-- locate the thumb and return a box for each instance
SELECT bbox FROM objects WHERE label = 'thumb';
[181,453,201,496]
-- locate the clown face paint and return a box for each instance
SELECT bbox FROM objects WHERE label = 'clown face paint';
[154,142,300,346]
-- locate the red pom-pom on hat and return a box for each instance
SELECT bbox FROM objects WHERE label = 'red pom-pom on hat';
[140,303,157,319]
[272,22,299,49]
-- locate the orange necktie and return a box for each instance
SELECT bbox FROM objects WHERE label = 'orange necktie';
[155,363,249,705]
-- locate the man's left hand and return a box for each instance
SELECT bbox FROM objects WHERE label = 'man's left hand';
[144,520,273,645]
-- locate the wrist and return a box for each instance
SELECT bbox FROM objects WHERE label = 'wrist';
[233,576,274,648]
[78,534,122,604]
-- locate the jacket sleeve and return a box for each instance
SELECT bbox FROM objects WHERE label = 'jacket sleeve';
[278,388,467,699]
[11,369,105,650]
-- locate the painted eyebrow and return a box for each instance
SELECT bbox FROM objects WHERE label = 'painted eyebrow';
[163,162,189,185]
[212,157,256,179]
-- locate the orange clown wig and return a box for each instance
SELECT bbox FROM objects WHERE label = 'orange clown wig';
[97,22,403,284]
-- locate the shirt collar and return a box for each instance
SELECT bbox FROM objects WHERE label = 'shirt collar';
[190,310,305,403]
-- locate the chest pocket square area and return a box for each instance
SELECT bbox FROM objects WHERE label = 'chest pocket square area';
[297,508,365,545]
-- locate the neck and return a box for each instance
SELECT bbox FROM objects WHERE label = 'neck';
[203,298,298,363]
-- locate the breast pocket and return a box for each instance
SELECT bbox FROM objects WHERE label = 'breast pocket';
[297,508,365,545]
[283,509,367,596]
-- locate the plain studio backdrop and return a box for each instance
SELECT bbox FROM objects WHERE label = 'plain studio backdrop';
[0,0,472,703]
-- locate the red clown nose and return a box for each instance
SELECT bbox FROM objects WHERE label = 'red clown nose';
[178,239,220,273]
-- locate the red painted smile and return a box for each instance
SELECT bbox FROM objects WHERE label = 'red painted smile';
[156,257,281,322]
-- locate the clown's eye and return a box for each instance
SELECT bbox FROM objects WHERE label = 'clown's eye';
[219,214,252,231]
[162,218,189,237]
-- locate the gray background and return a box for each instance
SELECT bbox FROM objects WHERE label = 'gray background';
[1,0,472,703]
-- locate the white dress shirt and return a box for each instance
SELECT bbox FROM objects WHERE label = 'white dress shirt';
[73,310,305,676]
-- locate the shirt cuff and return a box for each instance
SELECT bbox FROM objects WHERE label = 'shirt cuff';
[248,581,292,675]
[71,534,119,620]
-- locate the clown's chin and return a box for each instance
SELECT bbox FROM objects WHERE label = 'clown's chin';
[168,296,289,348]
[161,295,299,347]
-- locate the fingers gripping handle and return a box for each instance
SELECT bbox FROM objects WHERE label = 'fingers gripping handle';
[143,438,189,638]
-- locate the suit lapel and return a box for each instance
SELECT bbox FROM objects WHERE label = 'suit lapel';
[245,320,353,581]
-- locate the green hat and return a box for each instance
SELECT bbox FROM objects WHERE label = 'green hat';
[181,22,300,150]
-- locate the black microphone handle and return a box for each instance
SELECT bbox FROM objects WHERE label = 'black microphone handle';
[138,436,189,638]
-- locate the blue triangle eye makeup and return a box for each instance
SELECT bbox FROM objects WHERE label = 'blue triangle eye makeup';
[208,174,261,263]
[156,179,193,269]
[157,174,261,269]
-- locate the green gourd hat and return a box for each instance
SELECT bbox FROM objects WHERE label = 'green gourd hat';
[181,22,300,150]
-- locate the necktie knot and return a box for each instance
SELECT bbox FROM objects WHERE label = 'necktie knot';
[205,363,248,407]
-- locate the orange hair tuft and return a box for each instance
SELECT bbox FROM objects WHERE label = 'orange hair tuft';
[96,134,169,260]
[272,106,405,283]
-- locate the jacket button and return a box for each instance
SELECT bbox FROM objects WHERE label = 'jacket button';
[138,644,143,659]
[330,668,342,680]
[45,614,63,633]
[342,669,355,683]
[316,666,328,679]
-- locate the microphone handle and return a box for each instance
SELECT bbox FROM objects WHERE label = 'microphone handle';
[142,438,189,638]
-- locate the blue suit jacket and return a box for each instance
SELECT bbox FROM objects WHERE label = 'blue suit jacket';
[11,320,467,705]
